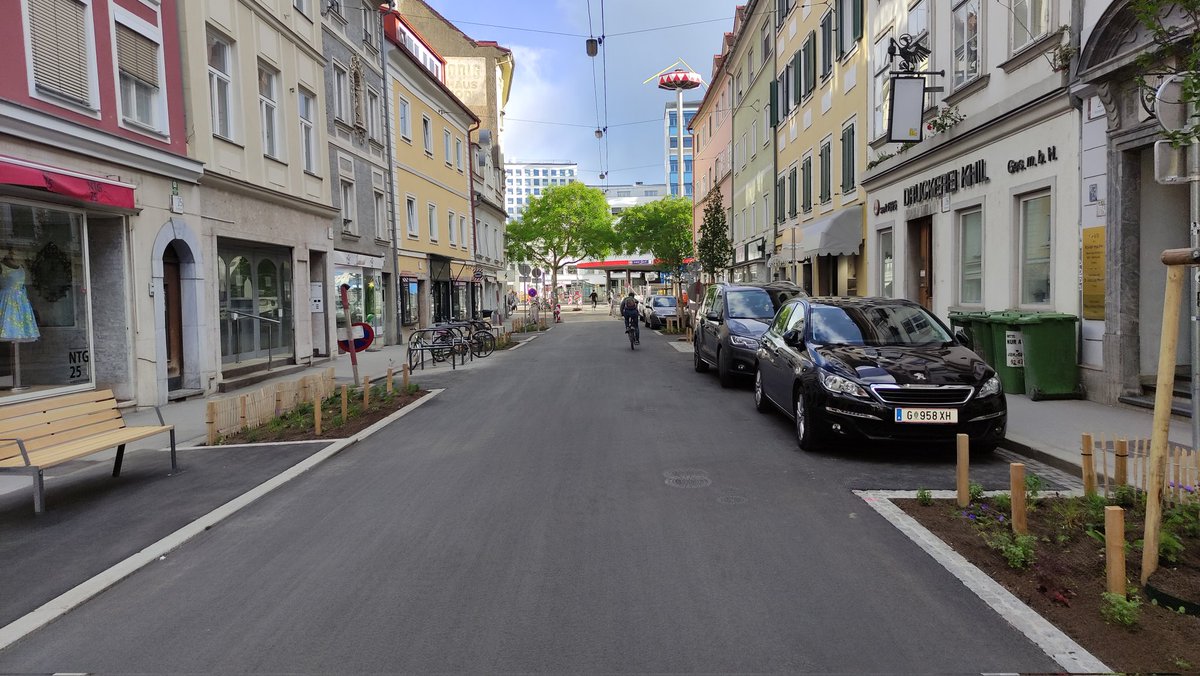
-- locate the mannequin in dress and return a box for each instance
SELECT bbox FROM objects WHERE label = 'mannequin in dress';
[1,247,38,390]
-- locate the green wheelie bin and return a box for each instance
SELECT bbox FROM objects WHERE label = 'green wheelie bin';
[985,311,1025,395]
[1014,312,1085,400]
[948,311,994,366]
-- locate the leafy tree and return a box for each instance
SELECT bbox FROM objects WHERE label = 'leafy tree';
[696,186,733,279]
[505,182,615,300]
[613,196,694,273]
[1131,0,1200,146]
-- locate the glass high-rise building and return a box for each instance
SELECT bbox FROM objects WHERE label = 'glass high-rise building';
[664,102,699,197]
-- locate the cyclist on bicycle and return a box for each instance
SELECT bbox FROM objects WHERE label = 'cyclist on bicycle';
[620,291,640,344]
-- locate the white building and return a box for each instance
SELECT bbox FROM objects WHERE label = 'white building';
[503,160,577,221]
[664,102,698,198]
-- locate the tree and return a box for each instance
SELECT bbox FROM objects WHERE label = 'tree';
[613,196,694,273]
[505,182,615,301]
[696,186,733,279]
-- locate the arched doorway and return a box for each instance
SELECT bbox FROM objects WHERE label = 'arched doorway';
[163,242,184,390]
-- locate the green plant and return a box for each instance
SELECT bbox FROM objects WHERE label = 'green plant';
[1111,484,1143,510]
[925,106,965,134]
[1174,657,1193,670]
[968,482,984,503]
[983,532,1037,569]
[1159,529,1185,564]
[915,488,933,506]
[1025,474,1045,502]
[1100,590,1142,628]
[990,492,1012,515]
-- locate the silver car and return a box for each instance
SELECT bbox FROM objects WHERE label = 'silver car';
[642,295,678,329]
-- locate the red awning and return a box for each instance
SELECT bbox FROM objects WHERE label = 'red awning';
[577,257,695,270]
[0,156,136,209]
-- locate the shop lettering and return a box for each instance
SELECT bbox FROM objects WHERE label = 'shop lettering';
[67,348,89,381]
[902,159,989,207]
[874,199,898,216]
[1007,146,1058,174]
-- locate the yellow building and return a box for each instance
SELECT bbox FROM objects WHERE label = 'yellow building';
[773,0,867,295]
[385,12,478,326]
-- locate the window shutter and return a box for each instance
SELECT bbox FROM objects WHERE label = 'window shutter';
[843,125,856,192]
[116,24,159,85]
[776,177,785,222]
[30,0,90,103]
[788,168,798,217]
[792,51,802,101]
[805,33,817,94]
[853,0,864,43]
[769,80,777,127]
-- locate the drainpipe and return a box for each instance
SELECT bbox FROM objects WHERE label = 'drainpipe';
[467,119,481,318]
[380,3,400,344]
[770,0,779,282]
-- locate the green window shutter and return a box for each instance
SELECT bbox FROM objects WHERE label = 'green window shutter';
[842,125,856,192]
[853,0,863,43]
[769,80,778,127]
[805,33,817,95]
[837,0,846,57]
[802,158,812,212]
[820,144,831,203]
[821,14,833,77]
[789,168,798,217]
[792,51,802,102]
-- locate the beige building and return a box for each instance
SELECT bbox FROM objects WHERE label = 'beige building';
[773,0,867,294]
[178,0,339,389]
[729,0,775,283]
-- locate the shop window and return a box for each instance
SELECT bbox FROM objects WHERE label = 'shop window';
[958,208,983,305]
[879,229,894,297]
[401,279,419,325]
[1019,193,1052,305]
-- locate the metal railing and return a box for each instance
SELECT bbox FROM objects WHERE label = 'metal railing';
[230,311,282,369]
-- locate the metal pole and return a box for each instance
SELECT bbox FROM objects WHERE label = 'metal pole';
[380,4,401,346]
[1191,137,1200,451]
[676,88,685,198]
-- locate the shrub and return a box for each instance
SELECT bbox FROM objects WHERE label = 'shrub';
[916,488,933,506]
[968,482,984,503]
[990,492,1012,515]
[983,532,1037,569]
[1100,590,1142,628]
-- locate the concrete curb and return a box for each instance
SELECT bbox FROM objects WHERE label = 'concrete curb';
[0,388,444,652]
[1000,435,1082,476]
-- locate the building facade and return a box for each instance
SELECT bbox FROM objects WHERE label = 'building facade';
[663,101,697,198]
[0,0,204,407]
[504,160,577,221]
[690,32,734,284]
[729,0,774,284]
[773,0,868,295]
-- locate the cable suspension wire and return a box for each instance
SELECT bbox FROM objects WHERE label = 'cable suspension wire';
[600,0,611,186]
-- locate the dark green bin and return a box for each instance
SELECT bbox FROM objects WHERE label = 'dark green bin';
[1014,313,1085,400]
[985,311,1025,395]
[963,312,996,367]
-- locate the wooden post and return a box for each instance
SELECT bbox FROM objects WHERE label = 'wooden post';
[402,363,410,391]
[341,385,348,422]
[1106,506,1126,595]
[1115,438,1128,487]
[363,377,371,409]
[239,395,248,431]
[1082,433,1096,497]
[1010,463,1027,535]
[956,433,970,508]
[314,396,322,435]
[1143,264,1185,584]
[275,385,284,417]
[206,400,218,446]
[386,367,394,394]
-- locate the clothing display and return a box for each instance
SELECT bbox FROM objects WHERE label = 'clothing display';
[0,264,40,342]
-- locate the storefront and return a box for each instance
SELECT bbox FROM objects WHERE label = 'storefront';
[332,251,386,350]
[863,110,1079,323]
[216,239,295,366]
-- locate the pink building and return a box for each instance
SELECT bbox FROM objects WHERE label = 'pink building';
[689,30,735,284]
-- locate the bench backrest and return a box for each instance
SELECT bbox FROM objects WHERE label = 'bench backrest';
[0,390,125,462]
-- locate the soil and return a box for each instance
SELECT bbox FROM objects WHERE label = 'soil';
[216,389,429,445]
[895,495,1200,673]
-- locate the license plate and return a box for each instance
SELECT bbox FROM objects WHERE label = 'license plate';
[894,408,958,424]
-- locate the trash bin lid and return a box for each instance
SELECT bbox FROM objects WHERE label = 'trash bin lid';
[1013,312,1080,324]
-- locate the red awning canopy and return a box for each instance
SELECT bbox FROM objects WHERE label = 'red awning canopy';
[0,156,135,209]
[577,257,695,270]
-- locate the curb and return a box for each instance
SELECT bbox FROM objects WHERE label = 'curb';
[0,388,444,652]
[999,436,1082,477]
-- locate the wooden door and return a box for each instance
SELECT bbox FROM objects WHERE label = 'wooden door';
[912,218,933,310]
[163,245,183,390]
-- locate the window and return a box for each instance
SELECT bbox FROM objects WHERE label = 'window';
[443,129,452,164]
[879,230,894,297]
[459,216,467,249]
[406,196,418,236]
[366,89,381,141]
[953,0,981,89]
[30,0,92,105]
[819,141,831,204]
[1011,0,1050,52]
[760,21,771,69]
[820,12,834,78]
[373,191,387,240]
[333,63,349,121]
[448,211,457,245]
[207,31,233,138]
[837,0,863,56]
[1019,193,1052,304]
[299,89,316,172]
[258,63,279,158]
[422,116,432,154]
[776,175,786,222]
[364,7,381,48]
[801,155,813,213]
[340,180,355,233]
[399,97,411,139]
[840,122,855,193]
[872,35,891,139]
[116,24,160,129]
[455,138,463,171]
[908,0,934,108]
[803,32,817,96]
[428,203,438,240]
[959,208,983,304]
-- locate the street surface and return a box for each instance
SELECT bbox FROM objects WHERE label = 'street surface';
[0,309,1061,673]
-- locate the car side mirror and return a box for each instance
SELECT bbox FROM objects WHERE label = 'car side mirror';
[706,312,720,323]
[782,329,803,347]
[955,329,973,350]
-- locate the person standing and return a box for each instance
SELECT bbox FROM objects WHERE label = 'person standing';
[589,290,598,309]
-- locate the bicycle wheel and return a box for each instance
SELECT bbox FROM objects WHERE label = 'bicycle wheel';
[471,332,495,357]
[430,333,453,362]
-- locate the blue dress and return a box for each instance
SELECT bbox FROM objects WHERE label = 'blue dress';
[0,265,39,342]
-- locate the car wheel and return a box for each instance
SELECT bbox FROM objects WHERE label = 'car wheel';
[754,367,770,413]
[717,346,734,388]
[794,389,822,451]
[693,338,709,373]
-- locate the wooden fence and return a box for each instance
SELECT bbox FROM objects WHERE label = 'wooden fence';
[1086,434,1200,503]
[205,368,335,445]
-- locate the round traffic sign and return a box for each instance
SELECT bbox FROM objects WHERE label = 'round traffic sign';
[528,288,537,297]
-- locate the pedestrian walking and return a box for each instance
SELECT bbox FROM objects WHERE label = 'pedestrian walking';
[589,291,598,309]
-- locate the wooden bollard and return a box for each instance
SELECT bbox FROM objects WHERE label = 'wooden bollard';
[1010,463,1027,534]
[314,396,322,435]
[387,367,394,395]
[1105,506,1126,595]
[1082,433,1096,496]
[402,363,410,391]
[239,395,249,431]
[363,377,371,408]
[956,433,970,507]
[205,400,218,446]
[341,385,348,421]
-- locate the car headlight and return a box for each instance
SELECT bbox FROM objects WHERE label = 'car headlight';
[729,334,759,348]
[819,371,869,398]
[978,375,1002,398]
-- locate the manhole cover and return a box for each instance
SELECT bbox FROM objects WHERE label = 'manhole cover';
[717,495,748,505]
[665,476,712,488]
[664,468,709,480]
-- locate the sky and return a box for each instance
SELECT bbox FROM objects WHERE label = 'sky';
[422,0,739,187]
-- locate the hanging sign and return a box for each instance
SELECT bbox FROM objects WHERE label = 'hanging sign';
[887,76,926,143]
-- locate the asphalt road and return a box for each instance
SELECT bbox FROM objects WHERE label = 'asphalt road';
[0,314,1060,673]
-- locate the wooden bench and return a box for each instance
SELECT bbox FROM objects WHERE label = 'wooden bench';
[0,389,176,514]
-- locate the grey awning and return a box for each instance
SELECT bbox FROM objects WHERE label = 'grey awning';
[799,205,863,260]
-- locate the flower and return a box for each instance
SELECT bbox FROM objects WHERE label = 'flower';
[968,514,977,521]
[998,515,1006,522]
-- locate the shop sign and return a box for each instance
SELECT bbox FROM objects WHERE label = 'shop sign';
[1081,226,1106,320]
[332,251,384,268]
[874,199,898,216]
[1005,331,1024,368]
[1007,146,1058,174]
[67,348,89,382]
[902,159,990,207]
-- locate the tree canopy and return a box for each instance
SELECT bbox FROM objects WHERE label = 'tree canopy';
[696,186,733,277]
[612,196,694,274]
[504,182,615,297]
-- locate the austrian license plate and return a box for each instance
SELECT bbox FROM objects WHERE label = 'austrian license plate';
[894,408,958,424]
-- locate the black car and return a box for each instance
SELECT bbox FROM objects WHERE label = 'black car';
[693,281,807,387]
[753,296,1006,452]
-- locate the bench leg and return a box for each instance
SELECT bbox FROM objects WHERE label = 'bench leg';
[31,468,44,515]
[112,444,125,477]
[169,429,177,473]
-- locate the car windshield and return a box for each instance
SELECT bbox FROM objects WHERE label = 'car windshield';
[727,289,775,319]
[809,304,954,346]
[650,297,676,307]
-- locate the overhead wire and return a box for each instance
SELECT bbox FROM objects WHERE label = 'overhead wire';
[600,0,611,188]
